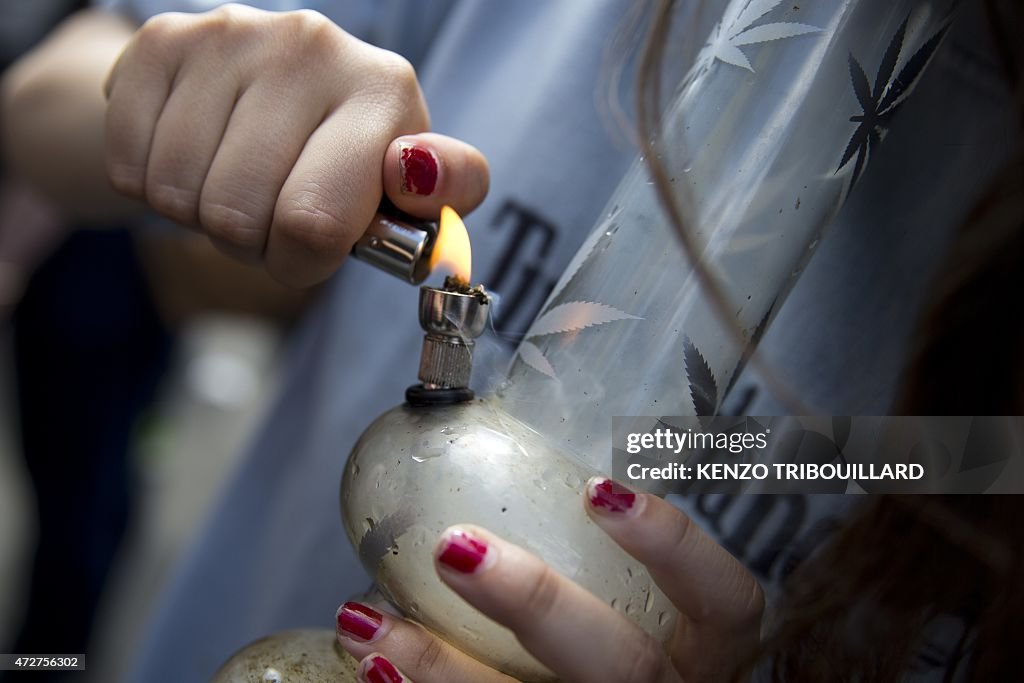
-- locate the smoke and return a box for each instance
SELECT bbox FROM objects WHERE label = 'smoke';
[459,288,517,396]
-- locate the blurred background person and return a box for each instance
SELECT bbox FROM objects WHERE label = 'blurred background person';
[0,3,313,681]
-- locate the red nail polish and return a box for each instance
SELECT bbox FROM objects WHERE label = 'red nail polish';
[400,145,438,195]
[437,529,488,573]
[337,602,382,642]
[364,655,403,683]
[589,478,636,513]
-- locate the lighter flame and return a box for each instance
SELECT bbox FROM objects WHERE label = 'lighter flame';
[430,205,472,284]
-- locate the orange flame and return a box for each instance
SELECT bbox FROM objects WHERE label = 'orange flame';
[430,205,472,284]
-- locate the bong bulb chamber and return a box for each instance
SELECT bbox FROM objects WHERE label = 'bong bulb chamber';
[340,283,677,682]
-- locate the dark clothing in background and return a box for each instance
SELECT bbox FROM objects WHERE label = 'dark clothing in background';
[3,230,170,682]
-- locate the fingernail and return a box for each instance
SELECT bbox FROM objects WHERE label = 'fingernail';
[587,477,637,514]
[399,144,438,196]
[362,654,404,683]
[437,528,489,573]
[337,602,383,642]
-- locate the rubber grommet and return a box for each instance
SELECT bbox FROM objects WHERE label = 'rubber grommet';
[405,384,475,406]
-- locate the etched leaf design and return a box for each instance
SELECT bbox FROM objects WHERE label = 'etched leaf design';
[837,124,864,174]
[711,0,821,73]
[547,207,619,303]
[517,340,558,379]
[723,299,775,401]
[734,0,785,30]
[716,44,754,71]
[873,16,908,100]
[877,23,950,113]
[837,17,950,196]
[847,54,873,112]
[684,338,718,416]
[731,23,819,47]
[527,301,640,338]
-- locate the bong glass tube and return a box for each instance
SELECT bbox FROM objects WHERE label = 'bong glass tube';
[498,0,956,475]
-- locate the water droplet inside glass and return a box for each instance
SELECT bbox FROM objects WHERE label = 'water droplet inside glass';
[412,446,446,463]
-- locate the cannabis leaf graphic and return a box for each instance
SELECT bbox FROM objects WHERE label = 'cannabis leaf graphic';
[709,0,820,72]
[837,16,950,191]
[684,338,719,415]
[546,207,619,304]
[527,301,639,338]
[722,299,776,401]
[517,340,557,379]
[515,301,641,380]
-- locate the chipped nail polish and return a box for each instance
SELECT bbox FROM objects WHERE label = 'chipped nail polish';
[437,528,489,573]
[363,654,403,683]
[337,602,383,642]
[588,477,636,513]
[400,145,438,196]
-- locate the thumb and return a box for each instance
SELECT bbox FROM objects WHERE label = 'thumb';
[382,132,490,219]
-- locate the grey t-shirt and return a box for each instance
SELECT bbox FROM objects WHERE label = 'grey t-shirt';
[96,1,1013,681]
[100,1,673,679]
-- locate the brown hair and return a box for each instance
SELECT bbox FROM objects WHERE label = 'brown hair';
[759,495,1022,681]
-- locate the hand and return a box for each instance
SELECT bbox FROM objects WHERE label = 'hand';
[336,477,764,682]
[103,4,488,287]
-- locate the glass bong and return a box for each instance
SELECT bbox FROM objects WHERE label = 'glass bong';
[213,0,955,679]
